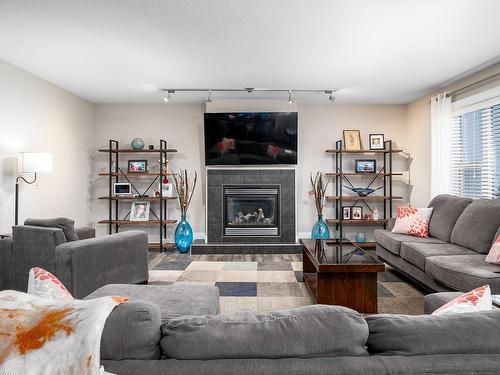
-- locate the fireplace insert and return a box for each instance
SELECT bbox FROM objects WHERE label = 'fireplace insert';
[223,185,280,236]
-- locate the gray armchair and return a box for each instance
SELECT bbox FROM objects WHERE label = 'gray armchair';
[5,224,148,299]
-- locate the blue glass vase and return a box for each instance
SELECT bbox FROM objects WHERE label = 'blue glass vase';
[311,215,330,239]
[175,215,193,253]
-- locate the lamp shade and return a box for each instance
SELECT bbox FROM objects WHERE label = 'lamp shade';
[18,152,53,174]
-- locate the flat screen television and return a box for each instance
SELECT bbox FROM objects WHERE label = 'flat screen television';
[204,112,298,165]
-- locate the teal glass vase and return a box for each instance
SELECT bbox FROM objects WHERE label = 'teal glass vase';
[311,215,330,239]
[175,215,193,253]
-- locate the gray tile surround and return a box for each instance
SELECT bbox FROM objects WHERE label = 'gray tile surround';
[207,169,296,244]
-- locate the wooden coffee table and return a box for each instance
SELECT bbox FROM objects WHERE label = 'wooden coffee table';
[301,238,385,313]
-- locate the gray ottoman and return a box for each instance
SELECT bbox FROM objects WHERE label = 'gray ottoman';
[84,284,221,360]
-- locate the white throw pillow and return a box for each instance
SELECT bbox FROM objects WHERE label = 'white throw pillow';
[391,206,433,238]
[432,285,492,316]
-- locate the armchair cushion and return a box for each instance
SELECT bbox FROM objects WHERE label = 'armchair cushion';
[24,217,79,242]
[75,226,96,240]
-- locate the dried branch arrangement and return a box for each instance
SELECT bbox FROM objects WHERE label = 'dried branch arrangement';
[310,172,329,216]
[172,170,198,217]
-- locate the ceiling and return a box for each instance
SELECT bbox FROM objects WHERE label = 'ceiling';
[0,0,499,104]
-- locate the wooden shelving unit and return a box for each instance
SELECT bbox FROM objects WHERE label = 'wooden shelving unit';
[325,139,404,249]
[98,139,178,252]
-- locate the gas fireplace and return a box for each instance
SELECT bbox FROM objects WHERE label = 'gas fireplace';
[223,185,280,236]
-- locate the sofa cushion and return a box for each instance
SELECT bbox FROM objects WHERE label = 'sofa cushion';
[24,217,78,242]
[85,284,220,321]
[366,309,500,355]
[450,199,500,254]
[160,305,369,360]
[400,243,476,271]
[425,255,500,293]
[374,229,445,256]
[427,195,472,242]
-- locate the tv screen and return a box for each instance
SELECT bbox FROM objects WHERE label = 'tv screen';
[204,112,298,165]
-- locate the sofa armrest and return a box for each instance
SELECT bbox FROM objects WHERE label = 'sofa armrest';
[75,227,96,240]
[55,230,148,298]
[12,225,66,292]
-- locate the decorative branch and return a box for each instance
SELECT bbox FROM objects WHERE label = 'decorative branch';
[173,170,198,217]
[310,172,329,216]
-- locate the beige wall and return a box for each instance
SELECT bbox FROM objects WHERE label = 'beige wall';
[92,102,408,242]
[405,62,500,206]
[0,59,94,234]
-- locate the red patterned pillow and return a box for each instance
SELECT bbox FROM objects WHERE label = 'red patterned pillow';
[432,285,492,316]
[391,206,434,238]
[27,267,73,302]
[485,233,500,265]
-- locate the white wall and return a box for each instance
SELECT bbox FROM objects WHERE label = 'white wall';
[0,59,94,234]
[92,101,408,243]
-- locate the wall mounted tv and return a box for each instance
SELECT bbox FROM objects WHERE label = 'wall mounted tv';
[204,112,298,165]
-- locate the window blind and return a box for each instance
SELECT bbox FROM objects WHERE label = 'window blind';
[450,103,500,199]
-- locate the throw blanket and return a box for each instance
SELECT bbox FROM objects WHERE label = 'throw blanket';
[0,290,127,375]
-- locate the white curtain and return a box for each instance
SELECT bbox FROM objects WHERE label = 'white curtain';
[430,93,452,197]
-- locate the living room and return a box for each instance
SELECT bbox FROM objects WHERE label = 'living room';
[1,1,500,374]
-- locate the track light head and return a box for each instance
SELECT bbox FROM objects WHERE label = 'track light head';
[325,90,336,103]
[288,90,293,104]
[207,90,213,103]
[163,93,171,103]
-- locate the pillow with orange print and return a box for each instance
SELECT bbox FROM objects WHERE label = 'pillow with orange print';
[391,206,434,238]
[0,290,127,375]
[485,231,500,265]
[27,267,74,303]
[432,285,492,316]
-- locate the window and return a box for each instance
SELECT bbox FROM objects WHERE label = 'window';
[450,103,500,198]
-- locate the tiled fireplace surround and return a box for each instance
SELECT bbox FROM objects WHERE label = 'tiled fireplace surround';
[192,169,298,254]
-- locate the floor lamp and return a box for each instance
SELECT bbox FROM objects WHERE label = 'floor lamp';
[15,152,53,225]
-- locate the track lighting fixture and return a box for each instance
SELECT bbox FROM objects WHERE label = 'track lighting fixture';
[160,88,337,103]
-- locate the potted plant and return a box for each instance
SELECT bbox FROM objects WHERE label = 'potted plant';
[310,172,331,239]
[172,170,197,253]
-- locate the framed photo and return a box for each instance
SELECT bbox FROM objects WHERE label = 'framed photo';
[343,130,362,151]
[130,201,150,221]
[352,206,363,220]
[369,134,385,150]
[355,159,376,173]
[342,206,351,220]
[114,182,131,196]
[128,160,148,173]
[160,181,175,197]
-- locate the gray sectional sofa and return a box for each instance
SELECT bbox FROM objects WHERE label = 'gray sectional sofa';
[375,194,500,293]
[90,283,500,375]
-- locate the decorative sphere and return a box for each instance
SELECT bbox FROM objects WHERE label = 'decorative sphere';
[131,138,145,150]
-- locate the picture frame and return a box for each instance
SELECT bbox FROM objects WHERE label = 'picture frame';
[355,159,377,173]
[130,201,150,221]
[352,206,363,220]
[342,206,351,220]
[369,134,385,150]
[128,160,148,173]
[343,130,362,151]
[113,182,131,196]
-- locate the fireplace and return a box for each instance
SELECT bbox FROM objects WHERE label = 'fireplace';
[223,185,280,236]
[206,169,295,244]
